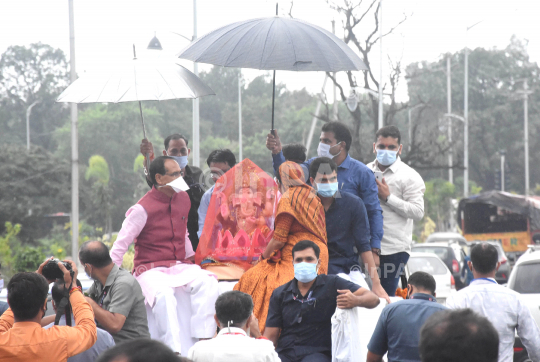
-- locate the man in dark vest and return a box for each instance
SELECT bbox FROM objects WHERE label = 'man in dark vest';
[140,134,206,250]
[111,156,219,356]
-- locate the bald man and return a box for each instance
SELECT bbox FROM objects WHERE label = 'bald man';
[80,240,150,344]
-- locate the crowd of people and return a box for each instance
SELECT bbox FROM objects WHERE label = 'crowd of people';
[1,121,539,362]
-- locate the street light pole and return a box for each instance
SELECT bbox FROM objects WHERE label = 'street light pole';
[26,101,40,150]
[68,0,79,262]
[378,0,384,129]
[523,80,530,196]
[500,150,506,192]
[447,56,453,184]
[239,70,242,161]
[192,0,200,167]
[332,20,338,121]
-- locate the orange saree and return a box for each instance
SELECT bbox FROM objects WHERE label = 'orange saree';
[234,162,328,332]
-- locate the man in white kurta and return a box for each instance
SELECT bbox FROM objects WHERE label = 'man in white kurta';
[111,156,218,356]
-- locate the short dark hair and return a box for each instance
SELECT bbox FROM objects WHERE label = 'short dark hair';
[283,143,307,163]
[408,271,436,295]
[206,149,236,168]
[375,125,401,144]
[79,240,113,268]
[420,309,499,362]
[321,121,352,151]
[292,240,320,260]
[470,243,498,274]
[164,134,189,150]
[7,272,49,321]
[96,338,188,362]
[52,279,83,305]
[215,291,253,328]
[309,157,337,180]
[149,156,175,186]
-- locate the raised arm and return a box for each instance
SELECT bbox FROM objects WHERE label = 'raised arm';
[110,205,147,267]
[381,173,425,221]
[357,168,384,250]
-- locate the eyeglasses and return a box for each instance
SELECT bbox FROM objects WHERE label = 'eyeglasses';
[165,171,183,178]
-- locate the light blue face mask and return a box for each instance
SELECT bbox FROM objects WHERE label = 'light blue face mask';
[376,150,398,166]
[294,262,318,283]
[170,155,188,169]
[316,182,339,197]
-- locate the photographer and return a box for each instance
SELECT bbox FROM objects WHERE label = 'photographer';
[0,257,97,361]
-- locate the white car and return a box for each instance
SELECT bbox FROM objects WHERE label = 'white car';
[507,245,540,327]
[405,252,456,306]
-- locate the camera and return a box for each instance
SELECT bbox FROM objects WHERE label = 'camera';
[42,259,73,280]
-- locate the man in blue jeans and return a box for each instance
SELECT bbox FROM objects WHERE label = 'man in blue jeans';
[367,126,425,295]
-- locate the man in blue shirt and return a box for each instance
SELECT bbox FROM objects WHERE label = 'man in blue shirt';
[266,122,383,266]
[264,240,380,362]
[367,271,448,362]
[309,157,389,302]
[197,149,236,238]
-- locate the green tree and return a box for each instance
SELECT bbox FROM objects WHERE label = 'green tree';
[0,43,69,150]
[85,155,114,238]
[13,246,45,273]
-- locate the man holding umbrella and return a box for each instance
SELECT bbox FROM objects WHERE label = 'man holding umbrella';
[140,134,206,251]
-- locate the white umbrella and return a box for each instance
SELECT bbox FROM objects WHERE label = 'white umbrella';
[178,12,367,131]
[57,45,215,140]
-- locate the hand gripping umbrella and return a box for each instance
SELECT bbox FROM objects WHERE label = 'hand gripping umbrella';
[57,45,215,169]
[177,7,367,134]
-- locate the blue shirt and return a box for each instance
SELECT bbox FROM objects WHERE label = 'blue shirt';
[266,274,361,361]
[45,315,116,362]
[325,191,371,275]
[367,293,448,361]
[272,152,383,249]
[197,185,214,238]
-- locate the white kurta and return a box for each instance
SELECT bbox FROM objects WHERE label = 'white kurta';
[111,203,219,356]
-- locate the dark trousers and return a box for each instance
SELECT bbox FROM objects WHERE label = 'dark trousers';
[278,352,331,362]
[379,252,410,296]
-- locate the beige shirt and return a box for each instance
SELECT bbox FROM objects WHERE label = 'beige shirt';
[367,157,425,255]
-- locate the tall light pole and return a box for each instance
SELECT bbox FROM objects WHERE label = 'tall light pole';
[464,20,482,197]
[378,0,384,129]
[26,100,40,150]
[499,150,506,192]
[408,104,423,153]
[192,0,200,167]
[332,20,338,121]
[447,56,453,184]
[517,80,533,195]
[68,0,79,261]
[238,70,242,161]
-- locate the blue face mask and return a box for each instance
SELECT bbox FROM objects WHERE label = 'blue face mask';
[316,182,338,197]
[170,155,188,169]
[294,262,318,283]
[376,150,398,166]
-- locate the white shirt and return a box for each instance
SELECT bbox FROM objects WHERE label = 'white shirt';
[367,157,425,255]
[446,278,540,362]
[187,327,280,362]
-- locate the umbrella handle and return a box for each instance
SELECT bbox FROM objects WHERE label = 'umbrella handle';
[271,70,276,136]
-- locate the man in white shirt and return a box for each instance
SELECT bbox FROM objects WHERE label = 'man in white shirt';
[446,243,540,362]
[188,291,279,362]
[367,126,425,296]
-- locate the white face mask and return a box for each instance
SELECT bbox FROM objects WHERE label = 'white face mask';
[317,142,342,159]
[164,177,190,193]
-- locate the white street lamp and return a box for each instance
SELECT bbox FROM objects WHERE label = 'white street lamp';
[26,100,40,150]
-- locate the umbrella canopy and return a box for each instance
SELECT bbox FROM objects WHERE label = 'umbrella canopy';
[178,16,367,72]
[57,57,214,104]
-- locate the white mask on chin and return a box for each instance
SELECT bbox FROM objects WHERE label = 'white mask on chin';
[163,177,190,193]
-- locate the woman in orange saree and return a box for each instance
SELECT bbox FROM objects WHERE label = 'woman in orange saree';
[234,161,328,332]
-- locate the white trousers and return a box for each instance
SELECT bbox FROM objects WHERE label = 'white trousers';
[145,274,218,356]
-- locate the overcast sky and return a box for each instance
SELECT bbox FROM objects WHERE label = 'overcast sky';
[1,0,538,102]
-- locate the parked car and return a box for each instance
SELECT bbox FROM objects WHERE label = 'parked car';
[425,232,471,255]
[509,245,540,362]
[470,240,511,284]
[405,252,455,305]
[412,242,468,290]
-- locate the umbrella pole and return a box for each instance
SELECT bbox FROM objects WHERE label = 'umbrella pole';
[139,101,151,174]
[271,70,276,136]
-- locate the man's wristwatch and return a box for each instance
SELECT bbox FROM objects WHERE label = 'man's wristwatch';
[372,248,381,256]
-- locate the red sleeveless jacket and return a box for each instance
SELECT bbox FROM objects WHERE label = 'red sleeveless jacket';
[133,187,191,276]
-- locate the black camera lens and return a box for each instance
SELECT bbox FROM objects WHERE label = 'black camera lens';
[42,259,72,280]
